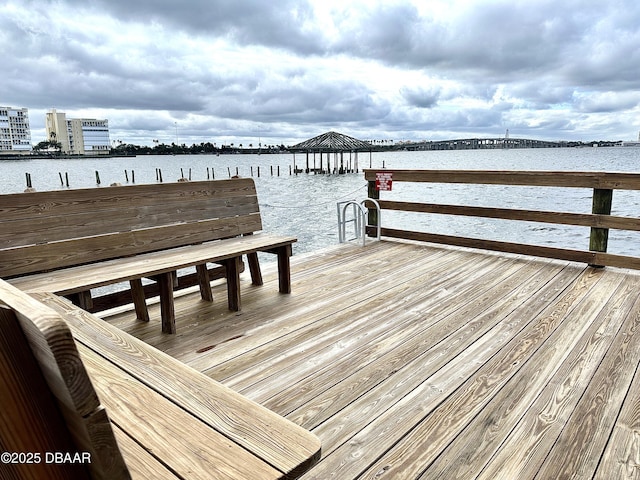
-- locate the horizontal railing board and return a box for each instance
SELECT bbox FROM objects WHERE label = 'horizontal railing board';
[591,251,640,270]
[378,200,640,231]
[378,227,640,270]
[364,169,640,190]
[379,227,594,264]
[366,169,640,269]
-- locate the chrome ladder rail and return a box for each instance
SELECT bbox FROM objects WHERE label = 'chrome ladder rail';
[337,199,381,246]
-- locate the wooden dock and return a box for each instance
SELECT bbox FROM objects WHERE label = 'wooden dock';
[102,239,640,479]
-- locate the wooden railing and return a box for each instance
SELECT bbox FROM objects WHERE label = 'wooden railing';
[364,169,640,269]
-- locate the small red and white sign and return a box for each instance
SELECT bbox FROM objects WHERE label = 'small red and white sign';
[375,172,393,191]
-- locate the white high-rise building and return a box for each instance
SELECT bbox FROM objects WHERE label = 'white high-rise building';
[46,109,110,155]
[0,106,32,155]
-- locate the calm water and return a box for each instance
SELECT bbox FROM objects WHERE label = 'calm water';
[2,147,640,258]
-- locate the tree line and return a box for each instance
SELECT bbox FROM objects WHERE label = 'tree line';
[113,141,288,156]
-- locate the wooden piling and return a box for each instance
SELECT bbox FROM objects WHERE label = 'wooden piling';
[24,173,35,192]
[367,179,380,236]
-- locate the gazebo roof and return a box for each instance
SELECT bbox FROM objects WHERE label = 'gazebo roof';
[290,131,372,151]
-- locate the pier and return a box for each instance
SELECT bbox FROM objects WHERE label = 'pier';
[95,239,640,479]
[4,169,640,478]
[95,168,640,478]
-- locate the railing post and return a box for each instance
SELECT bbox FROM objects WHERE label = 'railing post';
[589,188,613,267]
[367,180,379,237]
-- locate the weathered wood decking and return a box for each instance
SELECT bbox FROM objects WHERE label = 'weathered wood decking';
[104,239,640,479]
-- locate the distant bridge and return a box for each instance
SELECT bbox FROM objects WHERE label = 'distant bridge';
[401,138,564,150]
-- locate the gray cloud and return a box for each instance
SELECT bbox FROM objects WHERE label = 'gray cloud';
[401,87,441,109]
[56,0,324,54]
[3,0,640,145]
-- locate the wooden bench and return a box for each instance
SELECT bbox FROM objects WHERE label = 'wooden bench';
[1,178,297,333]
[0,279,321,479]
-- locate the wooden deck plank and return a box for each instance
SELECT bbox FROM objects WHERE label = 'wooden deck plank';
[222,247,517,397]
[535,284,640,479]
[302,264,611,479]
[100,239,640,480]
[425,270,640,479]
[285,258,571,432]
[595,346,640,479]
[254,255,544,416]
[472,270,631,480]
[127,241,419,355]
[169,241,451,370]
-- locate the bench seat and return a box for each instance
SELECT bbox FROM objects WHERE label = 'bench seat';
[8,233,294,295]
[9,233,296,333]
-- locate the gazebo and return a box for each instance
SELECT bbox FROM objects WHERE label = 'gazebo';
[289,131,373,174]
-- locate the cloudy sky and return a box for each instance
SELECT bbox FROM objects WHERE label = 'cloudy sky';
[3,0,640,147]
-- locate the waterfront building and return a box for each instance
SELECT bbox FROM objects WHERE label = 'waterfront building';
[45,109,110,155]
[0,106,32,155]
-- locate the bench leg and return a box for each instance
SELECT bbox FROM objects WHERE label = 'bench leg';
[243,232,263,286]
[129,279,150,322]
[277,244,293,294]
[247,252,263,286]
[70,290,94,310]
[157,272,176,334]
[225,257,241,311]
[196,263,214,302]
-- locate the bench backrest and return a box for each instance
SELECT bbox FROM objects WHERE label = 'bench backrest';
[0,279,130,479]
[0,178,262,278]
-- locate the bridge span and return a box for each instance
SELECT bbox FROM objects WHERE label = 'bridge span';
[403,137,563,150]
